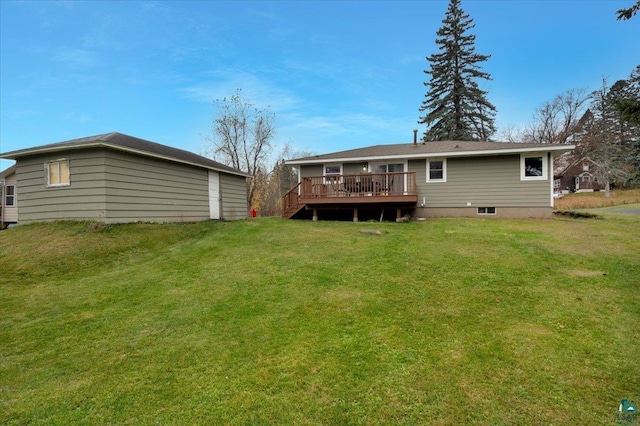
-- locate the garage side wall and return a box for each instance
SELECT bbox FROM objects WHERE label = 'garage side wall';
[102,150,210,223]
[15,150,108,224]
[220,173,248,220]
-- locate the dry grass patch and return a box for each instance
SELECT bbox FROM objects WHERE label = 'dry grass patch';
[565,269,608,277]
[554,188,640,210]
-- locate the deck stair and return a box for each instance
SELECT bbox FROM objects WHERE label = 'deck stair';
[282,183,304,219]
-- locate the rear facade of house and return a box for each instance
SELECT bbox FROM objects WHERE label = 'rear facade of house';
[0,133,249,225]
[284,141,573,221]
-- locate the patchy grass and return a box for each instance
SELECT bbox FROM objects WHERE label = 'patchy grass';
[1,217,639,425]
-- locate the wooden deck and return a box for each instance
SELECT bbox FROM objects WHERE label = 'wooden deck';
[282,172,418,220]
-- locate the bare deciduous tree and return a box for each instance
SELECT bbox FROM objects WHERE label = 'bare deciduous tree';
[252,144,314,216]
[522,88,589,144]
[207,89,275,210]
[499,125,525,143]
[580,78,637,196]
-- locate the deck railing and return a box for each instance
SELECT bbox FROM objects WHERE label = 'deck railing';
[300,172,417,199]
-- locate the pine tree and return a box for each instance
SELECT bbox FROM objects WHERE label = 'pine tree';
[419,0,496,141]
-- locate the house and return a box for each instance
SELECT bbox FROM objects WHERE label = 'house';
[0,132,250,225]
[554,157,605,193]
[0,164,18,228]
[282,139,574,221]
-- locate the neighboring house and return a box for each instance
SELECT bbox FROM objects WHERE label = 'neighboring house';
[283,140,574,221]
[1,164,18,228]
[554,157,605,193]
[0,132,250,224]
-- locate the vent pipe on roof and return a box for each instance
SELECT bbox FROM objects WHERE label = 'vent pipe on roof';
[413,129,418,146]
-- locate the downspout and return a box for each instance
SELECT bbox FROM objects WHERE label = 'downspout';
[549,152,554,208]
[0,179,4,229]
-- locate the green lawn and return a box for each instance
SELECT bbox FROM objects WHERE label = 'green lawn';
[1,216,638,425]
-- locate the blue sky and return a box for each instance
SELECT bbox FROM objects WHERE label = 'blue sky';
[1,0,638,171]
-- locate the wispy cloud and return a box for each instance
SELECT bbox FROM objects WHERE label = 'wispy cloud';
[181,71,301,112]
[55,48,96,67]
[58,111,93,123]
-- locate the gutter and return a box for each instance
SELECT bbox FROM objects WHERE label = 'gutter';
[286,145,576,166]
[0,143,252,178]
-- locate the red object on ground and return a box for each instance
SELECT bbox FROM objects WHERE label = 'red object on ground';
[251,208,257,218]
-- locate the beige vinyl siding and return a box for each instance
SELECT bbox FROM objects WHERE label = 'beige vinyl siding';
[343,162,367,174]
[14,148,240,224]
[102,150,209,223]
[16,150,108,223]
[219,173,248,220]
[410,154,551,208]
[300,164,323,178]
[2,171,18,223]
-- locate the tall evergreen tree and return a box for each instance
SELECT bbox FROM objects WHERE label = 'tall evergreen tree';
[419,0,496,141]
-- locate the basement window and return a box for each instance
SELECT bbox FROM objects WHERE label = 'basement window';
[477,207,496,215]
[46,159,70,187]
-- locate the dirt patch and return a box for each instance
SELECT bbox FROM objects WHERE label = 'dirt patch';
[512,323,554,337]
[553,210,598,219]
[320,289,363,304]
[565,270,607,277]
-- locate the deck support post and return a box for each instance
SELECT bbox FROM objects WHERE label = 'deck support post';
[397,208,402,220]
[353,208,358,222]
[312,208,318,221]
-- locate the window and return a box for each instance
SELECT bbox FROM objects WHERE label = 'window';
[520,154,547,181]
[46,159,70,187]
[323,164,341,185]
[324,164,341,175]
[582,175,591,182]
[477,207,496,215]
[427,159,446,182]
[554,179,561,189]
[4,185,15,207]
[371,163,404,173]
[583,163,589,171]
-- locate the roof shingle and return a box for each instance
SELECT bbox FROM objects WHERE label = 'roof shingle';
[0,132,250,177]
[287,140,573,164]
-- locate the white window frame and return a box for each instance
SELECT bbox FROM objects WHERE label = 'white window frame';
[477,207,496,215]
[520,154,547,181]
[323,163,342,185]
[426,158,447,182]
[323,164,342,177]
[46,159,70,187]
[4,185,15,207]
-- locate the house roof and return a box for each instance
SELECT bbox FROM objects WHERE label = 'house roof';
[0,164,16,179]
[555,156,601,178]
[286,140,575,165]
[0,132,251,177]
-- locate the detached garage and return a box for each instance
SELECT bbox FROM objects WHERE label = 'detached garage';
[0,132,250,224]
